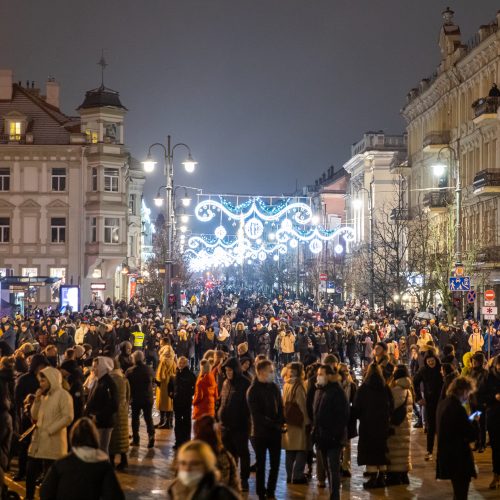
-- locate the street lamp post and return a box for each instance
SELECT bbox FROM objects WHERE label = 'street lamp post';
[431,143,461,265]
[353,182,375,309]
[143,135,197,318]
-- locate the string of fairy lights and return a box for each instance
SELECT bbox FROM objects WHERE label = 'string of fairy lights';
[181,196,355,272]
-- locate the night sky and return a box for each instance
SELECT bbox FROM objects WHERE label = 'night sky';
[1,1,498,204]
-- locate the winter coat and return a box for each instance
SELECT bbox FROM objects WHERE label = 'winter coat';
[353,381,394,466]
[256,331,271,356]
[282,380,309,451]
[217,373,251,433]
[167,471,239,500]
[0,377,12,478]
[413,362,443,408]
[126,362,154,407]
[109,370,130,455]
[40,447,125,500]
[436,395,477,480]
[485,366,500,433]
[387,377,413,472]
[247,380,284,439]
[192,372,219,420]
[168,367,196,411]
[86,373,118,429]
[468,332,484,353]
[0,327,15,351]
[28,367,74,460]
[155,356,176,412]
[312,381,349,451]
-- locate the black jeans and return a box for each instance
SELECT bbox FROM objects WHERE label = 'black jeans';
[321,446,342,500]
[222,428,250,485]
[131,401,154,440]
[451,475,470,500]
[489,418,500,474]
[174,406,192,447]
[426,402,438,454]
[252,433,281,498]
[26,458,53,499]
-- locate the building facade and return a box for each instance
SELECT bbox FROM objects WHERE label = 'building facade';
[0,69,143,311]
[402,8,500,292]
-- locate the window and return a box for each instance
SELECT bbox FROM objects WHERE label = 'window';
[9,121,21,141]
[90,217,97,243]
[104,217,120,244]
[49,267,66,303]
[51,217,66,243]
[129,194,136,214]
[0,168,10,191]
[51,168,66,191]
[0,218,9,243]
[85,129,98,144]
[91,167,98,191]
[22,267,37,277]
[104,168,119,192]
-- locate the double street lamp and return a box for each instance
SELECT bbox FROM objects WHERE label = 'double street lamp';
[142,135,198,318]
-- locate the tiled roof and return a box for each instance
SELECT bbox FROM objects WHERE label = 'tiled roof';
[78,85,126,110]
[0,84,74,145]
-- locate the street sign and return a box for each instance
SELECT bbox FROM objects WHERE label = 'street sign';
[482,306,498,315]
[319,281,327,291]
[485,289,496,301]
[466,290,476,303]
[485,300,496,307]
[449,276,471,291]
[484,314,496,320]
[319,273,327,281]
[455,265,465,277]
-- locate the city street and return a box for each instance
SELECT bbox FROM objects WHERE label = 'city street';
[6,412,497,500]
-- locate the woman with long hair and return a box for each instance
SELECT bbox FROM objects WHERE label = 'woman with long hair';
[353,362,394,489]
[155,346,177,429]
[192,359,219,421]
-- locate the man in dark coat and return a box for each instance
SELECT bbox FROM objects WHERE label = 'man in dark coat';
[125,350,155,448]
[218,357,251,491]
[168,356,196,449]
[247,359,284,500]
[313,364,349,500]
[413,352,443,461]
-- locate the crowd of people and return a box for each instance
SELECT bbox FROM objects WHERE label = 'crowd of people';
[0,292,499,500]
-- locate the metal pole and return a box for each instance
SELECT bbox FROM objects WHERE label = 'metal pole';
[369,182,375,309]
[454,143,462,265]
[164,135,173,319]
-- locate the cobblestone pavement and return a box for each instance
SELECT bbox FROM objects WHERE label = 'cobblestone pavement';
[5,414,498,499]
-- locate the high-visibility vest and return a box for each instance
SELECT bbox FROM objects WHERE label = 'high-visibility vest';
[131,330,144,348]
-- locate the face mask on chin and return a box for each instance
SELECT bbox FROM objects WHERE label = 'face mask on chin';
[177,470,204,488]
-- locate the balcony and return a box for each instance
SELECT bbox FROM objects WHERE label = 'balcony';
[473,168,500,195]
[0,133,34,144]
[472,96,499,125]
[422,191,449,212]
[423,131,450,153]
[390,208,411,221]
[477,245,500,264]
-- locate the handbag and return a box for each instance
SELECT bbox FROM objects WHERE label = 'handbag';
[390,391,409,426]
[284,383,304,426]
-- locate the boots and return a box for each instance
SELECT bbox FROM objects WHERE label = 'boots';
[116,454,128,471]
[147,434,155,449]
[363,474,379,489]
[167,412,174,429]
[385,472,401,486]
[156,411,167,429]
[400,472,410,485]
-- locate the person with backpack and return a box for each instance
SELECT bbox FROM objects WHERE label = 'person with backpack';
[386,365,414,485]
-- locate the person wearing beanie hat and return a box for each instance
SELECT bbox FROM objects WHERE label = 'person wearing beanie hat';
[413,350,443,461]
[386,364,413,485]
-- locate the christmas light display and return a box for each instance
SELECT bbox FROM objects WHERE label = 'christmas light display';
[185,196,355,271]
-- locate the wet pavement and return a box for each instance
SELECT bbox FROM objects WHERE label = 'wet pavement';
[5,411,498,499]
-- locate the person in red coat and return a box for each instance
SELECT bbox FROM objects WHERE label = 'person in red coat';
[192,359,219,421]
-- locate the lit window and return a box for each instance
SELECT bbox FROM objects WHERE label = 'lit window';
[51,168,66,191]
[104,217,120,244]
[49,267,66,303]
[104,168,119,192]
[85,129,98,144]
[0,168,10,191]
[9,121,21,141]
[22,267,37,277]
[51,217,66,243]
[0,217,9,243]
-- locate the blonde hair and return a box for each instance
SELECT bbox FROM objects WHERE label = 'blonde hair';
[199,359,211,377]
[178,329,187,340]
[177,439,217,473]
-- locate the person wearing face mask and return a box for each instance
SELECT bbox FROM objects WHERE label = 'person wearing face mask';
[167,440,238,499]
[247,359,284,500]
[436,376,480,500]
[312,365,349,500]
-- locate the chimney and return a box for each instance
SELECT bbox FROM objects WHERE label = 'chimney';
[0,69,13,100]
[45,77,60,108]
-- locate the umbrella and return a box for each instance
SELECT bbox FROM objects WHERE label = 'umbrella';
[415,311,435,320]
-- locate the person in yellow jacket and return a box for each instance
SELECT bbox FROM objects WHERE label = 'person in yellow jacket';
[130,325,144,352]
[155,345,176,429]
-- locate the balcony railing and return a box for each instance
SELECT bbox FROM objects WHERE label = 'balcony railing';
[0,134,26,144]
[423,190,449,209]
[473,168,500,194]
[422,131,450,152]
[472,96,499,120]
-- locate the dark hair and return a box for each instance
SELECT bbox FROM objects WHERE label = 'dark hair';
[70,417,100,448]
[287,361,303,378]
[363,363,385,389]
[318,364,335,376]
[443,344,454,356]
[446,376,475,398]
[392,364,409,380]
[323,354,339,366]
[441,362,456,377]
[255,359,272,373]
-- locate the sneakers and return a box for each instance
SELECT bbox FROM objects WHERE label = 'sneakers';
[424,452,433,461]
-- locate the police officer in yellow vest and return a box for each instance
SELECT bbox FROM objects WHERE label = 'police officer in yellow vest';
[131,324,144,351]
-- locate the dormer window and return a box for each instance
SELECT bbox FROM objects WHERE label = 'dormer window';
[3,111,27,142]
[9,121,21,141]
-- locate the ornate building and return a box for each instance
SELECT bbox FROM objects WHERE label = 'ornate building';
[0,68,143,311]
[402,8,500,290]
